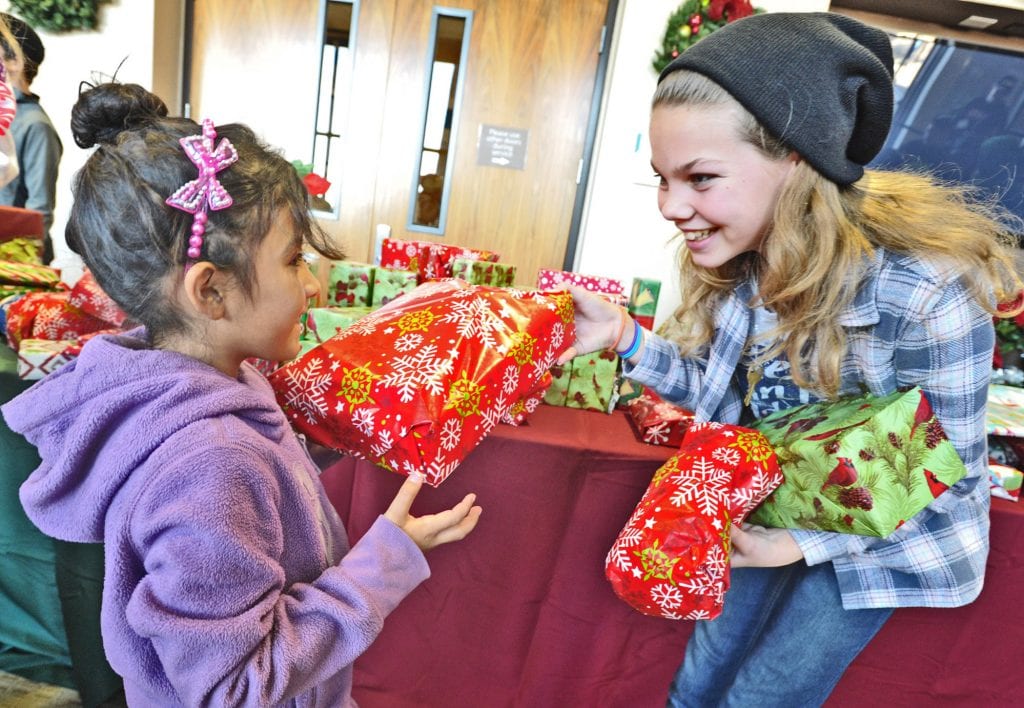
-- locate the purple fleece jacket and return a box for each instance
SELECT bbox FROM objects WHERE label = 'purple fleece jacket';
[2,329,430,707]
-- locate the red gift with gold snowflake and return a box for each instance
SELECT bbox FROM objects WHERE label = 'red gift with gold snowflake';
[270,279,574,485]
[605,421,783,620]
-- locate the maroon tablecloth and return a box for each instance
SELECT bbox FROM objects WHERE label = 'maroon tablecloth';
[321,404,1024,707]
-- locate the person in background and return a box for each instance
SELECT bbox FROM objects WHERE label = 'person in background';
[560,12,1022,706]
[2,81,482,706]
[0,14,62,263]
[0,14,19,188]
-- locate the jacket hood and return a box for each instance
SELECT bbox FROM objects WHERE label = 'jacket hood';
[2,329,287,542]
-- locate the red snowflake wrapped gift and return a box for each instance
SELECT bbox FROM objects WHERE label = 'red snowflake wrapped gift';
[5,290,112,350]
[605,422,783,620]
[67,269,128,328]
[270,279,575,485]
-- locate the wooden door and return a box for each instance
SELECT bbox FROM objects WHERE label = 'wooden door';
[187,0,609,282]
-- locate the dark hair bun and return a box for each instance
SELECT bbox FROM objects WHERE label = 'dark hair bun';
[71,82,169,149]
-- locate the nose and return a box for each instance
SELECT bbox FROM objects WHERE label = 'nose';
[301,260,321,300]
[658,185,695,223]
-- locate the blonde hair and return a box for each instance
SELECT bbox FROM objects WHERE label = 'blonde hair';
[0,15,20,78]
[654,70,1023,397]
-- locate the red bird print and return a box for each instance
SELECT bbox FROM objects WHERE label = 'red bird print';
[821,457,858,491]
[924,469,950,497]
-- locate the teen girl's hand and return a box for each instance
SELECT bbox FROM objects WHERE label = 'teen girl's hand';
[730,523,804,567]
[384,474,482,551]
[557,285,625,363]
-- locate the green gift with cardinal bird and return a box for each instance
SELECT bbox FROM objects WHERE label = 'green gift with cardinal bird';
[746,387,967,537]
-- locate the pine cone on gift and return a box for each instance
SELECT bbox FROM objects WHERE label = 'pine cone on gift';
[924,418,946,449]
[837,486,874,511]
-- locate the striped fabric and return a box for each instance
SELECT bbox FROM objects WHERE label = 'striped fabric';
[625,247,994,609]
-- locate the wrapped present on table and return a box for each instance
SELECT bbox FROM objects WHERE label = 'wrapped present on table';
[986,384,1024,438]
[628,278,661,331]
[270,279,575,486]
[451,257,517,287]
[605,422,783,619]
[371,267,418,308]
[17,338,77,380]
[0,238,42,264]
[542,349,618,412]
[612,375,646,409]
[67,270,128,328]
[989,463,1022,502]
[626,389,695,447]
[303,306,375,343]
[0,260,61,300]
[380,238,499,282]
[5,290,112,350]
[327,261,375,307]
[747,387,969,537]
[536,268,625,300]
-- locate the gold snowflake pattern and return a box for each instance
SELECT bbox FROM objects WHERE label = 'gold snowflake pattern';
[635,539,680,583]
[396,308,436,334]
[507,331,536,367]
[336,364,380,410]
[732,431,775,462]
[554,292,575,323]
[652,456,681,487]
[444,372,486,418]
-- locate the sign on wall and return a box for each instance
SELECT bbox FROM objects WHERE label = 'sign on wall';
[477,124,529,170]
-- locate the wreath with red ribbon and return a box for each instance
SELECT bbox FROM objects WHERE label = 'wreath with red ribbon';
[652,0,761,74]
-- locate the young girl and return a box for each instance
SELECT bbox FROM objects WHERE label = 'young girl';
[2,82,481,707]
[563,12,1022,707]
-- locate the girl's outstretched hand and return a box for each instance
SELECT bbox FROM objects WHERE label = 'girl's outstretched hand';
[384,474,482,551]
[557,285,623,364]
[730,523,804,567]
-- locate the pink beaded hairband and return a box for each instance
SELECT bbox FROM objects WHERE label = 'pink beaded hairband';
[164,118,238,268]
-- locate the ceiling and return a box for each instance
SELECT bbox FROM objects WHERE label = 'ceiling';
[831,0,1024,37]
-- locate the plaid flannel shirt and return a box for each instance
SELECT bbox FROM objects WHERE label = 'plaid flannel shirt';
[625,248,993,609]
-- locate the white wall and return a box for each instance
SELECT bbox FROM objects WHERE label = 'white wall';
[1,0,161,282]
[575,0,831,328]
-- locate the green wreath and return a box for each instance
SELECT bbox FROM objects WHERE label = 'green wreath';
[7,0,109,33]
[652,0,762,74]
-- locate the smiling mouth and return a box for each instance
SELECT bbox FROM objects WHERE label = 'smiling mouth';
[683,228,715,242]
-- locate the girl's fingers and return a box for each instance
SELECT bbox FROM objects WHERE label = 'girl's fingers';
[384,474,424,523]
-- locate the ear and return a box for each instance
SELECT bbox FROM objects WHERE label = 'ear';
[181,262,229,320]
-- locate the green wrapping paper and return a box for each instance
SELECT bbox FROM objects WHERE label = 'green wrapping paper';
[304,306,375,343]
[327,261,375,307]
[450,257,517,287]
[747,387,969,537]
[543,350,618,412]
[371,267,418,307]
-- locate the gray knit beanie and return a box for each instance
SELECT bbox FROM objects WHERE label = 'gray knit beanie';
[658,12,894,186]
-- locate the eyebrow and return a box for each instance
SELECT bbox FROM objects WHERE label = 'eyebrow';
[651,157,708,175]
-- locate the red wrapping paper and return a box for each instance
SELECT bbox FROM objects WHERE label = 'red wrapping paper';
[67,270,128,328]
[270,279,574,485]
[605,422,783,619]
[5,290,112,349]
[380,238,499,282]
[625,389,696,447]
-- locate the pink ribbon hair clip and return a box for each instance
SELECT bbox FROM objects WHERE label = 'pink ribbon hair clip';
[165,118,239,266]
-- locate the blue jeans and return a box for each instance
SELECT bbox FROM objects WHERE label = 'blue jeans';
[666,563,893,708]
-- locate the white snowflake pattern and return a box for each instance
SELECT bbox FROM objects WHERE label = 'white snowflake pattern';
[439,418,461,451]
[352,407,376,437]
[343,315,381,337]
[438,297,506,350]
[683,608,714,621]
[380,344,454,402]
[650,583,683,610]
[279,356,335,423]
[668,457,730,515]
[606,544,632,570]
[644,422,671,445]
[678,569,718,597]
[481,393,506,430]
[712,447,741,467]
[502,364,519,394]
[523,396,540,413]
[33,303,69,339]
[615,525,645,548]
[730,468,780,516]
[426,457,460,485]
[394,332,423,352]
[370,429,395,458]
[549,322,565,351]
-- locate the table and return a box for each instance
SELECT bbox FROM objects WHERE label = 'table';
[322,404,1024,707]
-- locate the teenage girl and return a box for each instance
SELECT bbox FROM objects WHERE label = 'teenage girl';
[2,82,481,706]
[562,13,1022,707]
